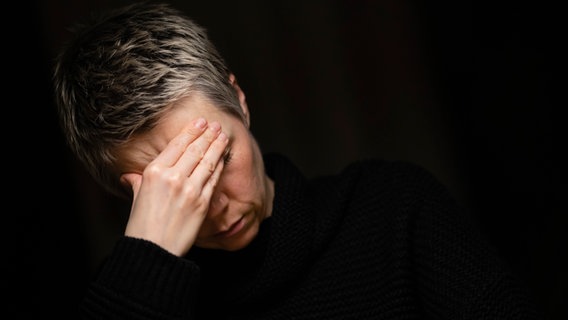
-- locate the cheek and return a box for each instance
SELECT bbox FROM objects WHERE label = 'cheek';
[222,153,259,192]
[223,163,254,192]
[222,132,264,193]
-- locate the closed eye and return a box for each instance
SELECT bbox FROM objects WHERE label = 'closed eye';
[223,147,233,165]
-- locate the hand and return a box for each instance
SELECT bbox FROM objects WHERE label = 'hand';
[121,118,229,256]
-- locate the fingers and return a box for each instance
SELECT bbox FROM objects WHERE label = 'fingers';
[175,122,223,175]
[120,118,228,256]
[188,131,228,187]
[201,155,224,199]
[154,117,208,167]
[148,118,228,198]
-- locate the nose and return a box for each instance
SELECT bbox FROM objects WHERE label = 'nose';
[208,190,229,217]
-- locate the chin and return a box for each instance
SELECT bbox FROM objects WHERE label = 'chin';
[197,225,259,251]
[224,229,258,251]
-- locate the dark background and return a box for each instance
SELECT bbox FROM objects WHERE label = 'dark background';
[10,0,564,318]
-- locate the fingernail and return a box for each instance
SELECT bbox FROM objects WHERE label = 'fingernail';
[218,132,228,142]
[208,122,221,132]
[194,117,206,129]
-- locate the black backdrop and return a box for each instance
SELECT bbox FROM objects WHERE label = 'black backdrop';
[11,0,564,318]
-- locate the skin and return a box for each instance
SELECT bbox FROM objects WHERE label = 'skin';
[117,76,274,256]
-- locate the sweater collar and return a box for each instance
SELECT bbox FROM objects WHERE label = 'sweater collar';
[246,153,316,299]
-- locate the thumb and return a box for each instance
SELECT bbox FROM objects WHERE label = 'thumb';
[120,173,142,200]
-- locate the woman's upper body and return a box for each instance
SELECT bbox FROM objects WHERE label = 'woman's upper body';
[53,2,274,257]
[51,2,540,319]
[84,152,539,319]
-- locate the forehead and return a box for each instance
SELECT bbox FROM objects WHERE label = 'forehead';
[115,93,233,173]
[158,94,227,139]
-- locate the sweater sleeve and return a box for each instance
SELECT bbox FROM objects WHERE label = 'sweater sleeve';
[404,164,541,319]
[80,236,201,319]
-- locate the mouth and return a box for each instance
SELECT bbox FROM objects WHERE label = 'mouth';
[214,216,246,238]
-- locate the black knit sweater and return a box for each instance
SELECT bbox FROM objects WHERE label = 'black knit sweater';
[81,153,539,319]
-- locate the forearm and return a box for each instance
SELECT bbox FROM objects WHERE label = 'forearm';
[80,237,200,319]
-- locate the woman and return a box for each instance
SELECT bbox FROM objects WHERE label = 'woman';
[53,2,539,319]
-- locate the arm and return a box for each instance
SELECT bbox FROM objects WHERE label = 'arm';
[80,118,227,319]
[80,237,200,319]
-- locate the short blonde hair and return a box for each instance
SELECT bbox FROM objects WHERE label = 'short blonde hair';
[53,2,245,198]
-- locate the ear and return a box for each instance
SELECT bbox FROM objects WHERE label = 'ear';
[229,73,250,127]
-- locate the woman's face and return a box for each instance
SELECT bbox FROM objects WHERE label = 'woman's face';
[117,93,274,251]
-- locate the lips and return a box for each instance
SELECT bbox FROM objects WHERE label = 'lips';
[214,216,246,238]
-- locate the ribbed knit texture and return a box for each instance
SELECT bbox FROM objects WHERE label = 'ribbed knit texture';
[80,152,540,319]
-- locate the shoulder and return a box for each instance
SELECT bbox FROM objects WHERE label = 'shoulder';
[332,159,464,227]
[336,158,449,197]
[309,158,457,218]
[340,158,431,179]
